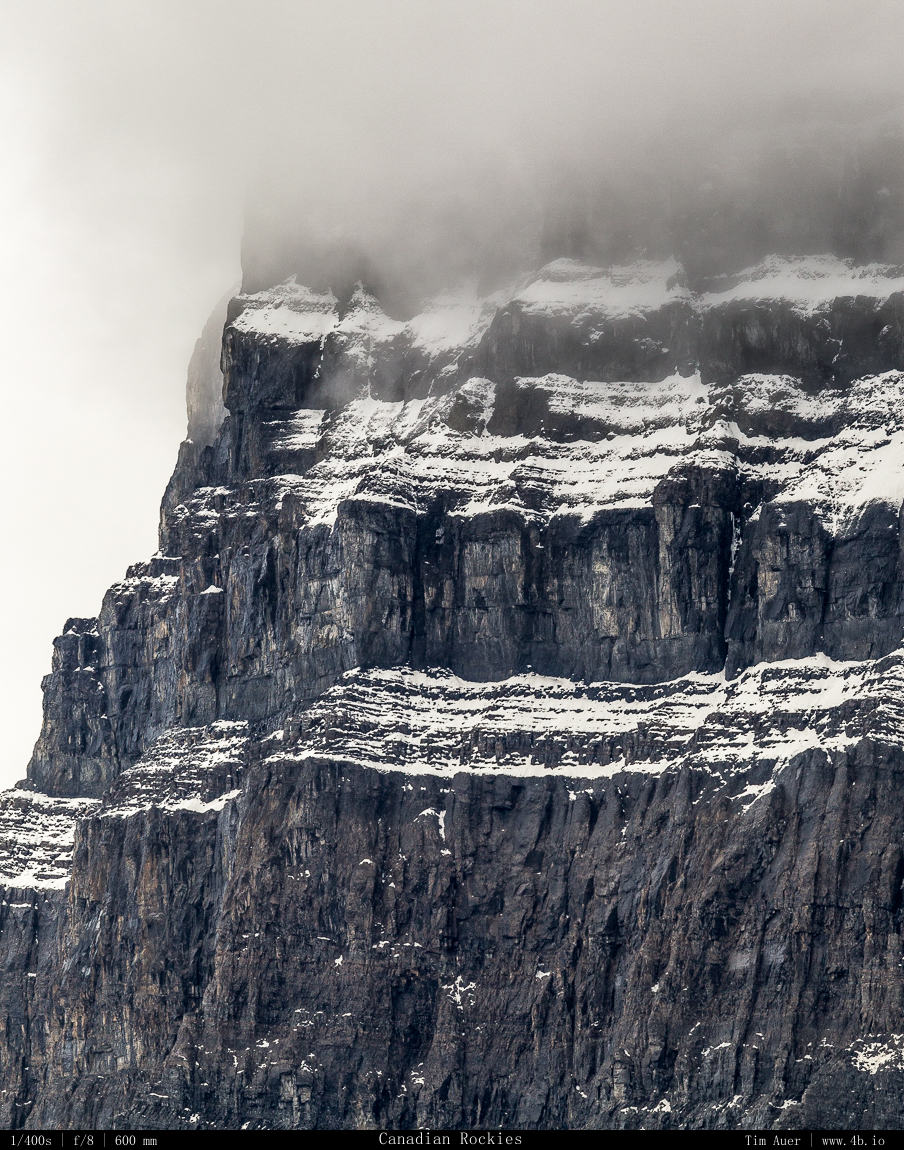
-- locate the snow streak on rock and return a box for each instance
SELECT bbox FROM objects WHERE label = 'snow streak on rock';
[0,790,98,890]
[264,649,904,788]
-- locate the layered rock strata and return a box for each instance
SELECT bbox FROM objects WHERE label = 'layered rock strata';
[4,253,904,1128]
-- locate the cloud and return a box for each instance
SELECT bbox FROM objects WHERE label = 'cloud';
[9,1,904,291]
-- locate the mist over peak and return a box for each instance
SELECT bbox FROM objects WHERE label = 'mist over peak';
[7,0,902,312]
[242,107,904,316]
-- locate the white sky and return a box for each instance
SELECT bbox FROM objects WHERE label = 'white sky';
[0,0,901,788]
[0,5,240,786]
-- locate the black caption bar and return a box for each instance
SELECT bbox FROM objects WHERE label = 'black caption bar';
[3,1132,904,1150]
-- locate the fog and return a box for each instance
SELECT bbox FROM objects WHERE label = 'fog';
[1,0,902,785]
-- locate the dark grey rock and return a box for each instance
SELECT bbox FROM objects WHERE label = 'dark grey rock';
[5,253,904,1129]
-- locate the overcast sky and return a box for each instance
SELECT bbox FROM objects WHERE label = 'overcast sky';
[1,0,902,788]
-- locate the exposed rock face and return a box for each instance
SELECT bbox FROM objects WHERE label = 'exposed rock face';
[5,252,904,1129]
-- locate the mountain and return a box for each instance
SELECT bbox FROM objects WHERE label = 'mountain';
[3,249,904,1129]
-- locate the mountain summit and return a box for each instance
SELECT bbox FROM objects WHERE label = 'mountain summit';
[3,243,904,1129]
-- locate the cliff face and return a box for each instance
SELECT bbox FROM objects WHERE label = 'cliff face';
[4,252,904,1129]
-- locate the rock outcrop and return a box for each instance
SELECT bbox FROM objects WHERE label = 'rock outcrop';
[4,252,904,1129]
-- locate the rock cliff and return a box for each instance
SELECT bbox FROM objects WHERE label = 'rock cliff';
[4,251,904,1129]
